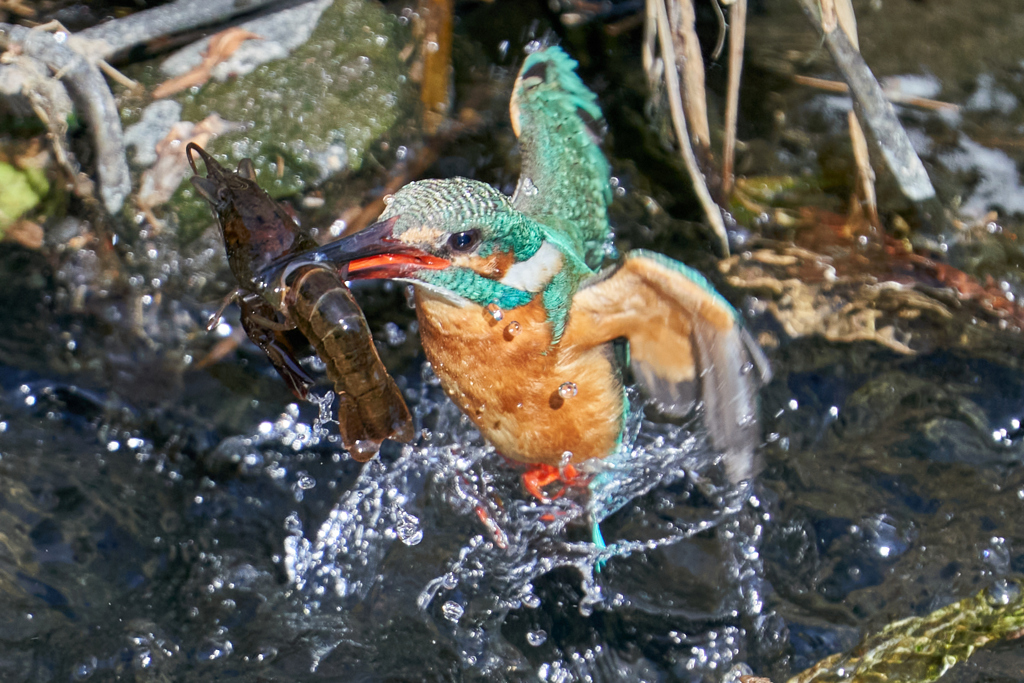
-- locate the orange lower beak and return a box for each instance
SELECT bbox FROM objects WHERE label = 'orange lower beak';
[346,252,450,279]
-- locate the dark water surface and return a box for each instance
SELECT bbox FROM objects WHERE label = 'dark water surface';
[1,0,1024,680]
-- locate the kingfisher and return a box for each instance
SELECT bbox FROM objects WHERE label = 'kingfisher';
[309,46,770,502]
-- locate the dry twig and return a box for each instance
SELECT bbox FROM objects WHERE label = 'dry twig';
[793,0,935,203]
[721,0,746,196]
[829,0,878,226]
[792,75,960,113]
[418,0,453,135]
[651,0,729,255]
[77,0,284,62]
[334,111,481,237]
[0,22,131,213]
[152,27,261,98]
[669,0,710,159]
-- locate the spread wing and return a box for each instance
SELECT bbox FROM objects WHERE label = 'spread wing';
[569,250,772,482]
[509,46,612,270]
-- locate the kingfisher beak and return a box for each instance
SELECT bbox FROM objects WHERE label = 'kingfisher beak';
[314,216,449,280]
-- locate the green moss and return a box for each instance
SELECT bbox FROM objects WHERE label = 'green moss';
[170,182,220,245]
[177,0,411,192]
[164,0,414,242]
[789,580,1024,683]
[0,163,48,233]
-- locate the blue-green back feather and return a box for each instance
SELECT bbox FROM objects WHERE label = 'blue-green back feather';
[511,47,612,270]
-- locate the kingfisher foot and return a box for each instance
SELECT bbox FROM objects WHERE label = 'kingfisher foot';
[522,463,585,502]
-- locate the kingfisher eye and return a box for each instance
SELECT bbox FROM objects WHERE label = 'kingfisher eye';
[448,229,480,252]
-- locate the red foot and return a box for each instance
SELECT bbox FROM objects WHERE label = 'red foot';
[522,463,585,502]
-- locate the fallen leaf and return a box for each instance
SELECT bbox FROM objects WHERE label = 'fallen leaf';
[3,218,43,249]
[152,28,262,99]
[137,113,243,212]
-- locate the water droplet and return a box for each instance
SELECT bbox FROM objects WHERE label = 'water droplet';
[198,637,233,660]
[504,321,521,337]
[560,450,573,466]
[986,578,1019,606]
[382,321,407,346]
[72,656,97,680]
[297,474,316,490]
[352,440,380,460]
[284,512,302,534]
[526,629,548,646]
[441,600,464,622]
[328,219,347,237]
[486,302,503,321]
[383,194,395,205]
[521,177,539,196]
[558,382,578,399]
[395,512,423,546]
[522,593,541,609]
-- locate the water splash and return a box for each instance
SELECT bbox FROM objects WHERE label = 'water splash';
[280,368,771,672]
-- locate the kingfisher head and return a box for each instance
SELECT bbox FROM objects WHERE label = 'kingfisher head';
[320,178,578,318]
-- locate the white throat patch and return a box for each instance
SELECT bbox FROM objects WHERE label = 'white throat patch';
[499,241,563,293]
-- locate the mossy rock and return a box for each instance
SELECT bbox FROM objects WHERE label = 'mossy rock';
[168,0,414,242]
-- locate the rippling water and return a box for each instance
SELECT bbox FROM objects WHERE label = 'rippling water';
[3,0,1024,679]
[0,357,778,679]
[3,320,1022,681]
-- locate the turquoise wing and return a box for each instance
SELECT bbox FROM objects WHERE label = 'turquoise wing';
[571,250,772,482]
[509,46,612,270]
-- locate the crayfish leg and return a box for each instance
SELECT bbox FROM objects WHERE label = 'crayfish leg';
[239,297,314,400]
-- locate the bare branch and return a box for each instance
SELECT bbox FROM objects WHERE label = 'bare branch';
[652,0,729,256]
[669,0,710,156]
[721,0,746,196]
[792,75,960,113]
[76,0,287,61]
[0,22,130,213]
[793,0,935,203]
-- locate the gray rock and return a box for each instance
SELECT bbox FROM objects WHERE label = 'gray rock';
[159,0,333,81]
[124,100,183,167]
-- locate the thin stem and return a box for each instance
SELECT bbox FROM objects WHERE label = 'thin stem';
[721,0,746,197]
[653,0,729,256]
